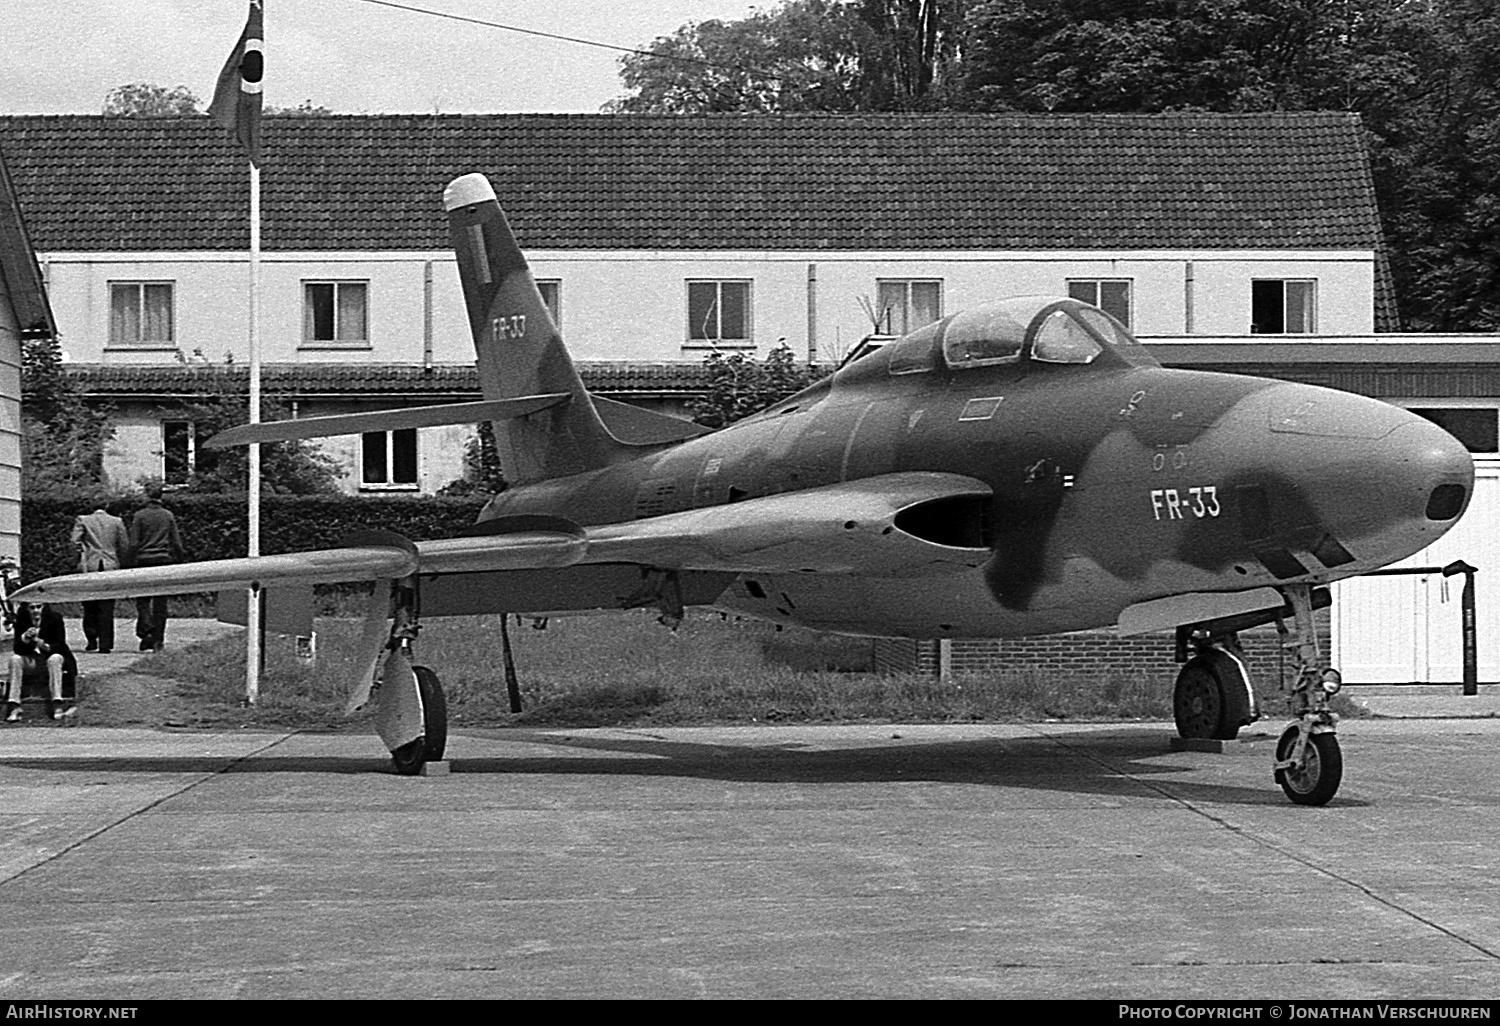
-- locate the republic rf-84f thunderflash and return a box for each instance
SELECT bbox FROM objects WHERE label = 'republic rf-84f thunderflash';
[18,173,1473,805]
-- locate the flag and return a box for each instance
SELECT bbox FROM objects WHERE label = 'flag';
[208,1,264,166]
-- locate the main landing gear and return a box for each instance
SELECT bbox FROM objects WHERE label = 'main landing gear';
[362,584,448,776]
[1172,582,1343,806]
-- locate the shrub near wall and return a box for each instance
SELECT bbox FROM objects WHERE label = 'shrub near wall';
[22,494,490,583]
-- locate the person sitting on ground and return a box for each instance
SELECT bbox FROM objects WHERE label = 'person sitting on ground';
[4,601,77,722]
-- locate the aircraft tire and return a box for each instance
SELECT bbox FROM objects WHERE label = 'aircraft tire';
[1274,726,1342,806]
[391,737,426,776]
[413,665,447,762]
[1173,649,1253,740]
[389,666,448,775]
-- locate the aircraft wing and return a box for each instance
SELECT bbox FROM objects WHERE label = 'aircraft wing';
[11,473,992,604]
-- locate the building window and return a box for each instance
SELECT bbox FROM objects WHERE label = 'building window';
[162,420,196,485]
[110,282,174,345]
[537,279,561,327]
[361,428,417,488]
[1067,279,1131,329]
[303,281,369,344]
[875,279,942,335]
[687,280,751,344]
[1409,407,1499,455]
[1251,279,1316,334]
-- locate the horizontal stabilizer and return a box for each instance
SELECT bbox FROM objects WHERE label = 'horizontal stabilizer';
[205,394,570,449]
[593,396,711,445]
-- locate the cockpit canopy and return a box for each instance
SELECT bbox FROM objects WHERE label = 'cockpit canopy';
[880,296,1146,377]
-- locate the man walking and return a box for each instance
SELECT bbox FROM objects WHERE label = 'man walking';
[71,501,130,653]
[128,485,185,652]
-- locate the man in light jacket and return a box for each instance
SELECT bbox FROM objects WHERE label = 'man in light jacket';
[72,501,130,653]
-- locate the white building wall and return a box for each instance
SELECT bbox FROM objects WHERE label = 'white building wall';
[1333,461,1499,684]
[41,245,1377,496]
[0,276,23,567]
[105,402,471,496]
[39,248,1379,366]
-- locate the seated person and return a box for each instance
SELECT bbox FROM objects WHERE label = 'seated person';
[4,601,76,722]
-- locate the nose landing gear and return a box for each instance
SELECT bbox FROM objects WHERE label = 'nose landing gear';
[1272,583,1343,806]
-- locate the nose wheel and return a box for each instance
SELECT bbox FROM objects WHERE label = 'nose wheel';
[1271,583,1344,806]
[1274,723,1342,805]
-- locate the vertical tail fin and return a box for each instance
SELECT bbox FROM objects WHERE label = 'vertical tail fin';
[444,173,623,485]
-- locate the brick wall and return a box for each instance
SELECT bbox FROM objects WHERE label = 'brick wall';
[873,611,1333,692]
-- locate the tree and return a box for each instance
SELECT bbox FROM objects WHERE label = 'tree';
[158,385,341,495]
[1357,0,1500,331]
[104,83,335,118]
[610,0,965,113]
[20,335,114,501]
[854,1,968,109]
[103,82,202,116]
[957,0,1375,114]
[266,100,334,115]
[689,344,819,428]
[953,0,1500,331]
[436,422,507,497]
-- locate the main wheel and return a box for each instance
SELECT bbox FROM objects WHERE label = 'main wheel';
[390,666,447,775]
[1274,725,1342,806]
[413,666,447,762]
[1173,648,1254,740]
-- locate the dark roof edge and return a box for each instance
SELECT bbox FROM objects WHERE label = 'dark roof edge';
[0,142,55,339]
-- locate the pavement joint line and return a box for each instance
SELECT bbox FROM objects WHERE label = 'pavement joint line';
[1033,724,1500,965]
[0,730,299,890]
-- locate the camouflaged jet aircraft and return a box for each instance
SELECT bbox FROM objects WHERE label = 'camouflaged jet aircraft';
[17,173,1474,805]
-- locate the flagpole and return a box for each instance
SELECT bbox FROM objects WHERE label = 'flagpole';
[246,159,262,705]
[209,0,265,705]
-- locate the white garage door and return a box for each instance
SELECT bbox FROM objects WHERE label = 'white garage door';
[1332,463,1499,684]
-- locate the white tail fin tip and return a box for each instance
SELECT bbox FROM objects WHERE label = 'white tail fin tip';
[443,173,496,212]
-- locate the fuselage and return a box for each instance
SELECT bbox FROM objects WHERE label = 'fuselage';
[479,297,1474,638]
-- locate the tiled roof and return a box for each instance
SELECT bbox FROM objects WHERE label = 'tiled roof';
[62,361,712,399]
[0,113,1385,253]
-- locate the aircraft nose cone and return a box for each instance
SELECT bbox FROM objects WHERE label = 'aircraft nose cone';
[1386,415,1474,524]
[1266,391,1474,566]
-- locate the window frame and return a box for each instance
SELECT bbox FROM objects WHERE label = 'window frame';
[360,428,419,490]
[108,280,175,347]
[1066,278,1132,330]
[684,279,753,348]
[1251,278,1317,335]
[301,279,371,348]
[536,279,562,328]
[875,278,943,336]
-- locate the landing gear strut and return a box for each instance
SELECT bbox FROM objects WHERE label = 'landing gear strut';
[1272,583,1343,805]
